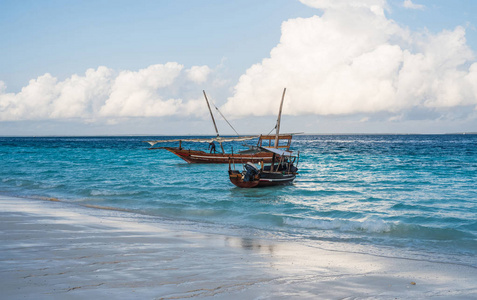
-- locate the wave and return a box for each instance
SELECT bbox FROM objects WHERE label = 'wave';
[89,189,146,197]
[283,217,392,233]
[283,216,476,241]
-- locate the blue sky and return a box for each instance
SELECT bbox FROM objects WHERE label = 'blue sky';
[1,0,477,135]
[1,0,315,91]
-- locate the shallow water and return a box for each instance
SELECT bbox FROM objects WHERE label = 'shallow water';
[1,135,476,267]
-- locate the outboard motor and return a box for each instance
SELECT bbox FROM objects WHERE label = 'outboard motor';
[243,162,260,182]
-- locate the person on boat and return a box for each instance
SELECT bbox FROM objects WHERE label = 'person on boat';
[208,141,216,153]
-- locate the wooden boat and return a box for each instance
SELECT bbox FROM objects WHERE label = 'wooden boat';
[146,134,293,164]
[145,90,295,164]
[228,88,299,188]
[228,147,299,187]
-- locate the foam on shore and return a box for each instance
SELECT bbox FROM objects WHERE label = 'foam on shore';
[1,195,476,299]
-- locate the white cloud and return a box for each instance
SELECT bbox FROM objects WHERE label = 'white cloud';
[51,66,113,118]
[1,68,112,121]
[221,1,477,119]
[186,65,212,83]
[1,73,62,121]
[99,63,184,117]
[0,63,212,121]
[403,0,424,10]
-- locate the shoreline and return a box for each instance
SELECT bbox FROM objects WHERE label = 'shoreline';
[1,195,476,299]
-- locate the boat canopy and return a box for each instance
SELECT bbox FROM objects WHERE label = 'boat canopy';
[258,133,299,139]
[145,136,258,147]
[260,146,294,157]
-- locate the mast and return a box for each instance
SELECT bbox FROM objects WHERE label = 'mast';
[271,88,286,172]
[203,90,224,153]
[274,88,286,148]
[203,90,219,137]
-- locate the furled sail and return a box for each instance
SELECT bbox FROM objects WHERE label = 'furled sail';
[145,136,258,148]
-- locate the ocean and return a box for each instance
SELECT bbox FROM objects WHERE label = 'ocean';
[1,135,476,268]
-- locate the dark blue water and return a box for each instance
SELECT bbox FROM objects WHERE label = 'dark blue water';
[1,135,476,267]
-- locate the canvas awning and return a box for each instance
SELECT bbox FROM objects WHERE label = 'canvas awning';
[259,146,294,157]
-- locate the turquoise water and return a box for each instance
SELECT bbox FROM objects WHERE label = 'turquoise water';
[1,135,476,267]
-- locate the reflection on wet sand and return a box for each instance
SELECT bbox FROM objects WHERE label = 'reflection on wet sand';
[225,236,276,254]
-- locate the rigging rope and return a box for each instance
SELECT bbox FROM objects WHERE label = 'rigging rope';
[208,98,241,136]
[267,124,277,136]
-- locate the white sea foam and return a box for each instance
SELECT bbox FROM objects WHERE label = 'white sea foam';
[89,189,139,196]
[283,217,393,233]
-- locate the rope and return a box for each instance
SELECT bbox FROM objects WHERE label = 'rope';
[208,98,241,136]
[267,124,277,136]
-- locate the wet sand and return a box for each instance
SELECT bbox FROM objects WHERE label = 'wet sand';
[1,195,476,299]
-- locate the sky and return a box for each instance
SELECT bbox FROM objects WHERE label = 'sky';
[1,0,477,136]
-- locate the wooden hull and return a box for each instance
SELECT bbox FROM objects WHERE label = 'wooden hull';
[163,147,275,164]
[229,170,296,188]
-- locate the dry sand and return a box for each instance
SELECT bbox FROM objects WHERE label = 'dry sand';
[1,195,476,299]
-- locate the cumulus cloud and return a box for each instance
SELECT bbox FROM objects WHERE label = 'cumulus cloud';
[222,0,477,119]
[403,0,424,10]
[52,67,113,118]
[0,63,212,121]
[186,65,212,83]
[99,63,184,117]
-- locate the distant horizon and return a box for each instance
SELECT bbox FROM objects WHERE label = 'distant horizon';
[2,132,477,138]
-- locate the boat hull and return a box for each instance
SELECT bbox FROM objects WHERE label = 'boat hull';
[228,170,296,188]
[163,147,275,164]
[257,173,296,187]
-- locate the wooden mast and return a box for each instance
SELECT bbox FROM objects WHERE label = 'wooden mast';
[203,90,219,137]
[203,90,224,153]
[271,88,286,172]
[274,88,286,148]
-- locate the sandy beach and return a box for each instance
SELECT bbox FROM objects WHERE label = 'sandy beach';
[1,195,476,299]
